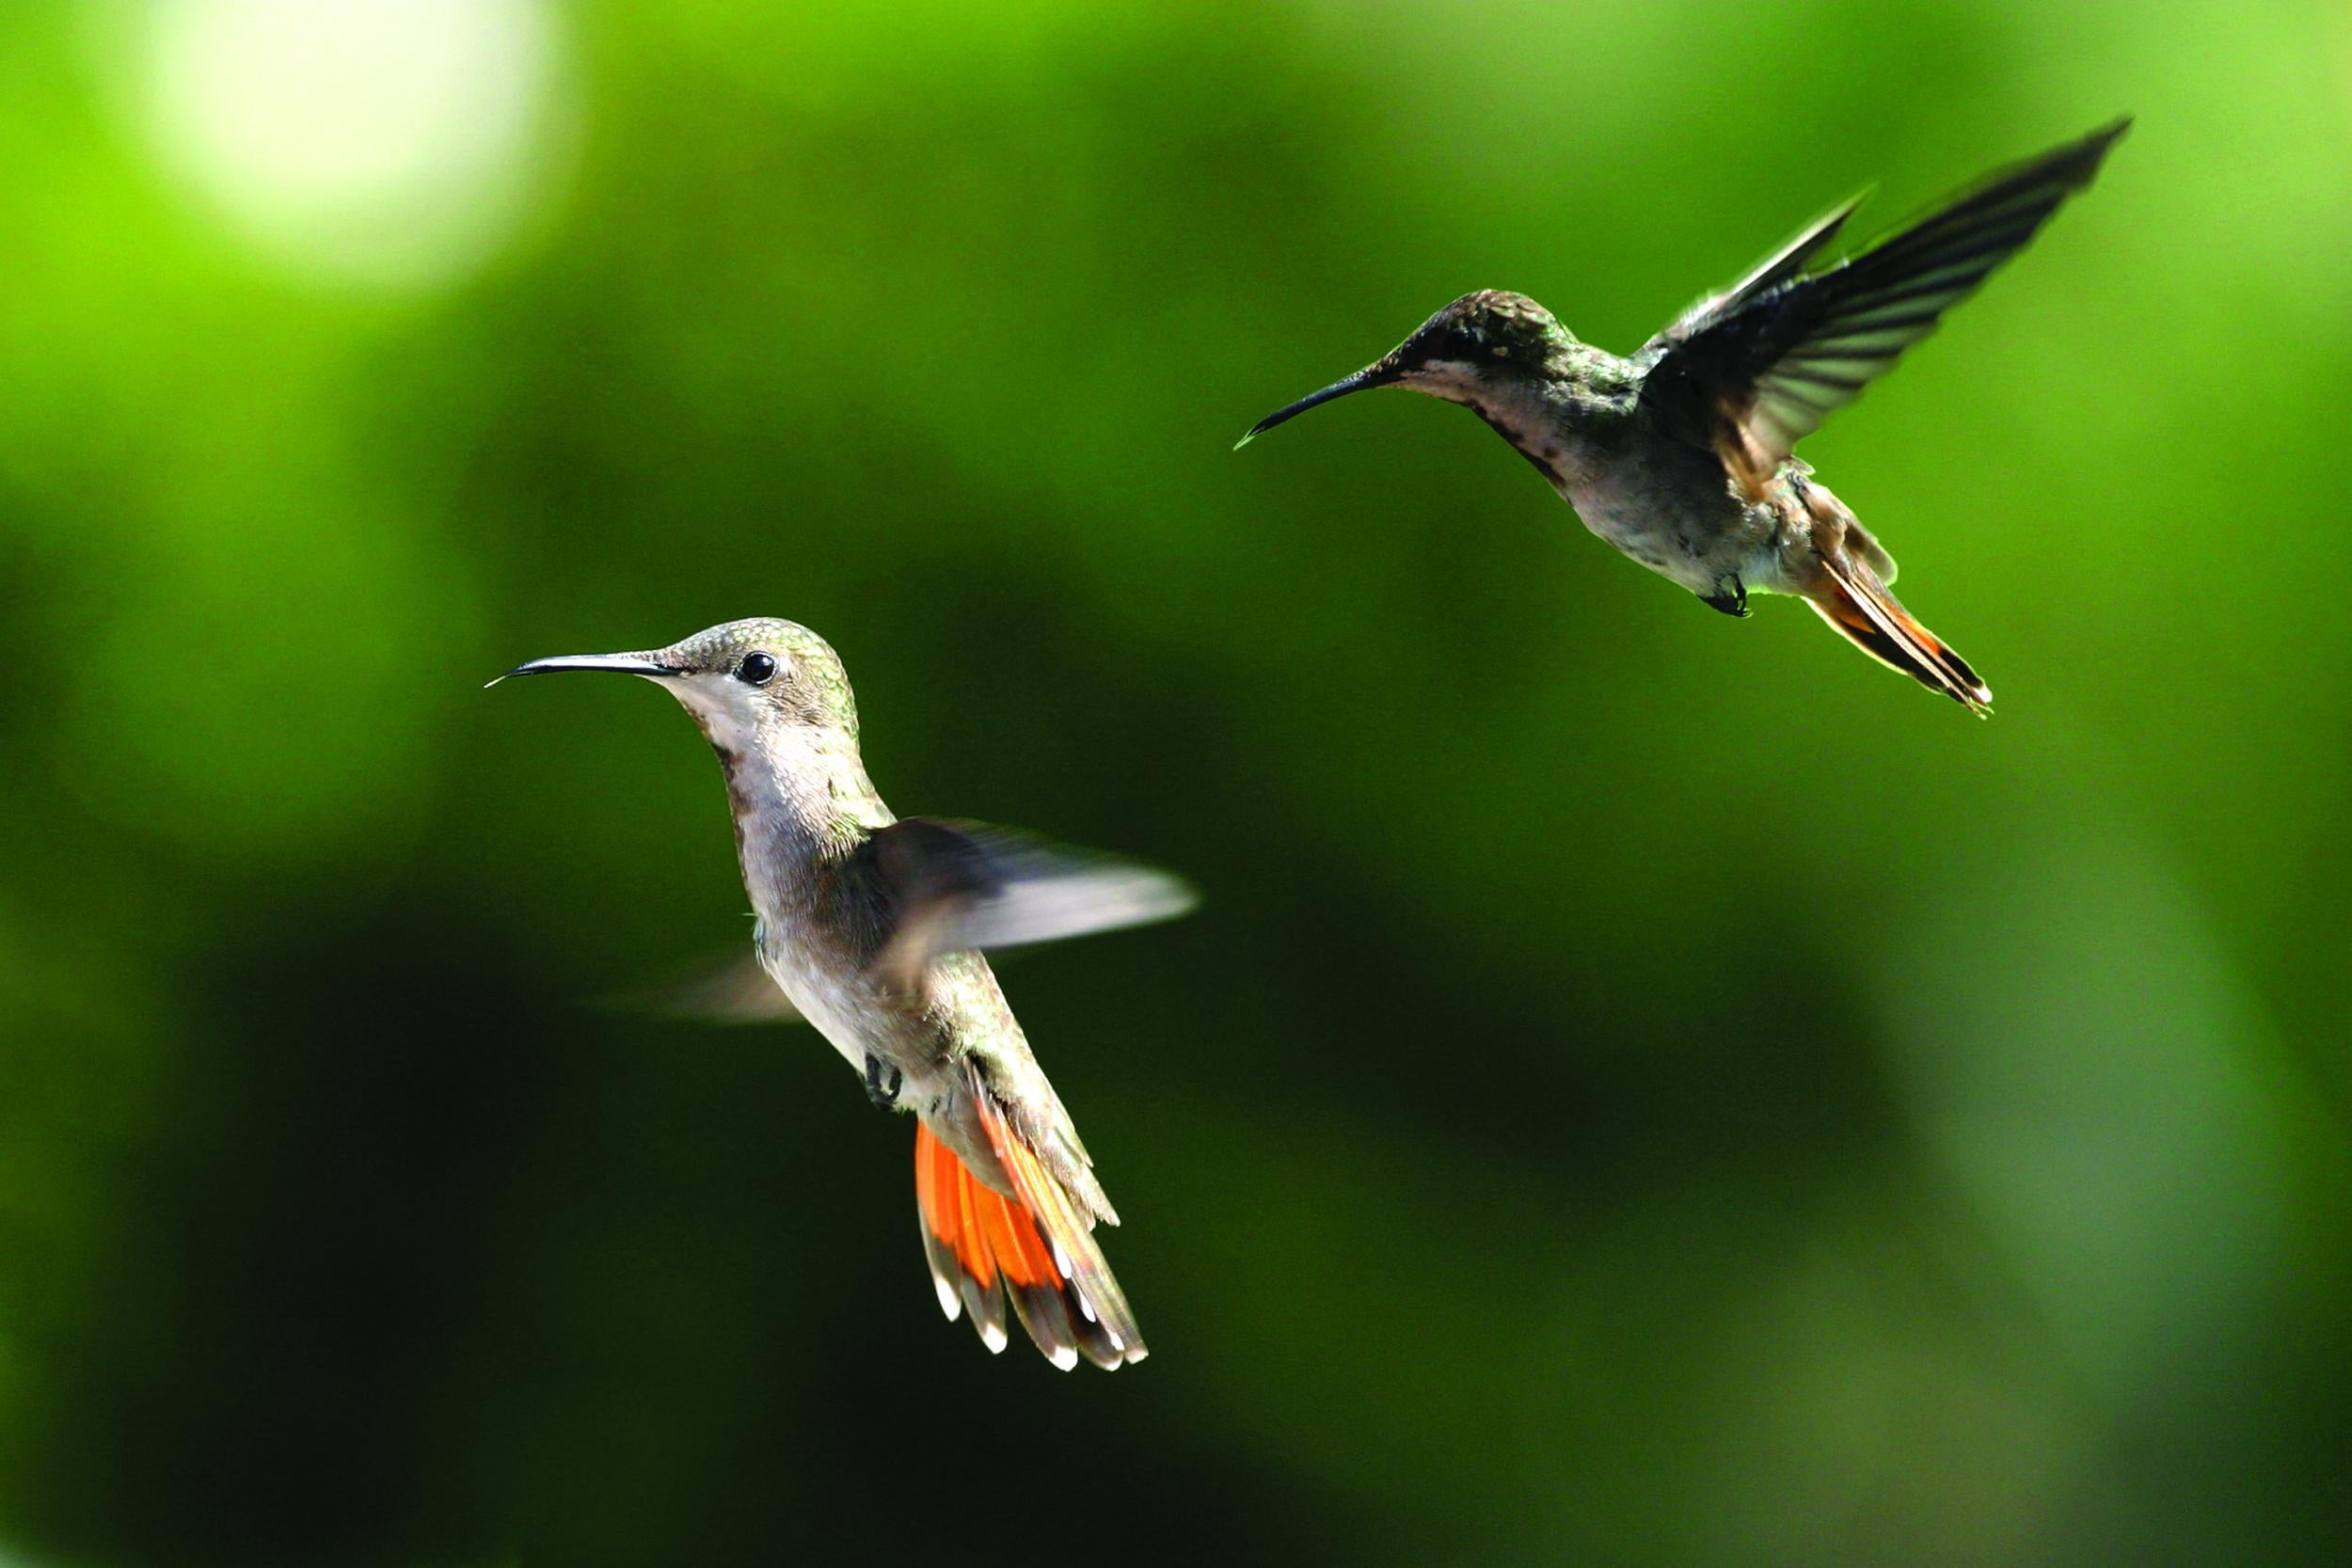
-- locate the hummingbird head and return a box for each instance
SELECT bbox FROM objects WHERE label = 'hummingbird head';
[492,617,860,753]
[1236,291,1571,446]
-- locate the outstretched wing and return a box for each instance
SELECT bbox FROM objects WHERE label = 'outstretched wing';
[1656,192,1867,341]
[1642,119,2128,497]
[856,817,1197,993]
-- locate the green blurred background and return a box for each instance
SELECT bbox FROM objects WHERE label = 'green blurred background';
[2,1,2348,1562]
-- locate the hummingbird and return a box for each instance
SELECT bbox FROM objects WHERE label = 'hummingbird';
[1237,119,2131,713]
[494,618,1194,1369]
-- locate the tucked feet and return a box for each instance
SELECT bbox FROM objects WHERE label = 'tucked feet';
[1703,575,1749,618]
[865,1053,904,1110]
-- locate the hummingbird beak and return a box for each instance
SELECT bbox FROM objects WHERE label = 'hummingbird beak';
[485,652,683,689]
[1233,360,1402,449]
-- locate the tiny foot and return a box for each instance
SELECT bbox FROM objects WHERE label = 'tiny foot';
[864,1054,904,1110]
[1703,576,1749,618]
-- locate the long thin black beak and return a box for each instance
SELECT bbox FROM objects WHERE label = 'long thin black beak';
[485,652,681,689]
[1233,363,1398,450]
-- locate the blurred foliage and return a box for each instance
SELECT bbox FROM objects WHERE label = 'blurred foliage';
[2,0,2350,1563]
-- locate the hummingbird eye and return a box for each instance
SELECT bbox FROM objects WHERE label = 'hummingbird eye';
[734,651,779,687]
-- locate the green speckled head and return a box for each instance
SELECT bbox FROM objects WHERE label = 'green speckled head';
[1394,290,1576,374]
[657,617,859,736]
[496,616,860,741]
[495,617,882,829]
[1238,290,1585,446]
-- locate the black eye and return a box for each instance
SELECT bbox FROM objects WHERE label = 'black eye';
[735,652,778,687]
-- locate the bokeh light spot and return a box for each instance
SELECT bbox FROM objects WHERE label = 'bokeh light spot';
[126,0,567,289]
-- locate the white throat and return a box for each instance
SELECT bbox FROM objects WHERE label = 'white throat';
[1410,363,1578,489]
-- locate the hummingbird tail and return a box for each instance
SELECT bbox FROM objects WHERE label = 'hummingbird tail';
[1807,559,1992,715]
[914,1117,1145,1370]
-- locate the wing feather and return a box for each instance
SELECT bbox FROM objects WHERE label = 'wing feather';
[1644,119,2128,496]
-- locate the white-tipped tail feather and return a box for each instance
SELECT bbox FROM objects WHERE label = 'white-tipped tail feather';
[1807,554,1991,714]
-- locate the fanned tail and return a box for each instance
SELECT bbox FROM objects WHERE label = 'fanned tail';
[1807,554,1992,715]
[913,1113,1145,1370]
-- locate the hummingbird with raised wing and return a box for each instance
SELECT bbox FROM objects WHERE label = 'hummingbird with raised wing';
[495,618,1193,1369]
[1238,119,2130,713]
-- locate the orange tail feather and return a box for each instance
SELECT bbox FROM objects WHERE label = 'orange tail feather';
[913,1119,1143,1370]
[1807,557,1992,715]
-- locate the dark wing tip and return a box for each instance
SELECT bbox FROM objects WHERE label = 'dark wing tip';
[2054,115,2134,183]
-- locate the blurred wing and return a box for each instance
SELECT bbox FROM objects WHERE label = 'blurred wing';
[612,949,804,1026]
[614,821,1192,1022]
[858,817,1196,991]
[1644,119,2128,497]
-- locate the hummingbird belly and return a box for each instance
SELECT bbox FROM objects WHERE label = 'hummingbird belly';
[1559,451,1793,598]
[753,924,1023,1186]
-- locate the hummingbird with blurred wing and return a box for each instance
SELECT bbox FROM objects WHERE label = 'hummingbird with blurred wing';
[495,619,1194,1370]
[1238,119,2130,713]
